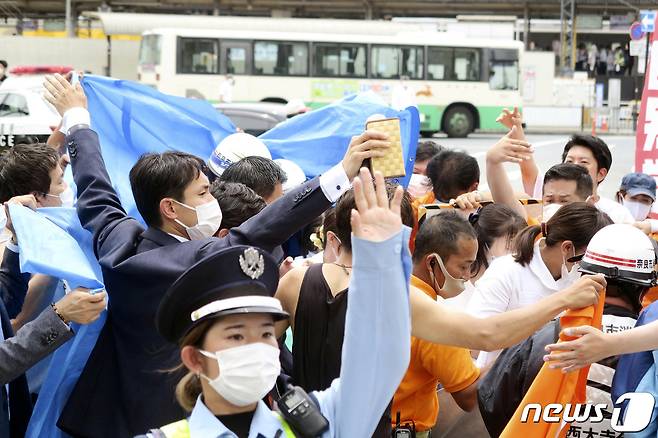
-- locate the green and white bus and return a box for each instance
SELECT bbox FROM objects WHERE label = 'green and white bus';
[138,26,522,137]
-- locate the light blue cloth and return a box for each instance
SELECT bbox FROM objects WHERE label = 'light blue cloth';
[82,75,237,221]
[260,92,420,188]
[16,207,107,438]
[182,228,412,437]
[8,205,102,289]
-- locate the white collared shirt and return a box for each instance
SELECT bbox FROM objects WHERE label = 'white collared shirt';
[468,241,564,367]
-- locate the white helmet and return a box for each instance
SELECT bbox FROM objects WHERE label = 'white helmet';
[208,133,271,177]
[274,159,307,193]
[579,224,657,286]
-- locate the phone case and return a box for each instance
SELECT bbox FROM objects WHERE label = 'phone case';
[365,117,406,178]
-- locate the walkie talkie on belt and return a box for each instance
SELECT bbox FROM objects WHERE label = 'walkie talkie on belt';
[277,385,329,437]
[392,411,416,438]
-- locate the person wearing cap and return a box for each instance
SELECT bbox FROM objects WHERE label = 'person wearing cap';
[43,74,392,437]
[140,168,412,438]
[615,172,657,233]
[479,224,654,437]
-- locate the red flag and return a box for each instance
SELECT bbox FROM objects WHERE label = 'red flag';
[636,17,658,219]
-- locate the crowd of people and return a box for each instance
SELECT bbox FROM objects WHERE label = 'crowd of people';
[0,72,656,438]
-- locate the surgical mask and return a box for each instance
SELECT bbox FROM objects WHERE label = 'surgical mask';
[199,342,280,407]
[45,185,75,208]
[542,203,562,222]
[173,199,222,240]
[557,246,580,288]
[623,200,652,221]
[407,173,431,198]
[430,253,466,297]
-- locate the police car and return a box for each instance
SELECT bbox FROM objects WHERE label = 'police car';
[0,66,67,147]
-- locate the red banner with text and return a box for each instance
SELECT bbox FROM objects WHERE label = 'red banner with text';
[636,17,658,218]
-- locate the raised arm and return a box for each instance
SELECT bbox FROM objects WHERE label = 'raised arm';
[43,74,139,254]
[315,169,411,438]
[211,131,391,254]
[410,274,604,351]
[544,319,658,372]
[485,127,532,220]
[497,107,539,196]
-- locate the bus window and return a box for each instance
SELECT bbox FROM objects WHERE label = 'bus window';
[427,47,452,80]
[372,46,399,79]
[178,38,219,74]
[254,41,308,76]
[314,43,366,77]
[488,49,519,90]
[340,45,366,77]
[315,44,340,76]
[139,34,161,67]
[454,48,480,81]
[489,61,519,90]
[401,47,423,79]
[226,47,247,74]
[372,46,423,79]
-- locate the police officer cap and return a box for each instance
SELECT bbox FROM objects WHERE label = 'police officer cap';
[157,245,287,343]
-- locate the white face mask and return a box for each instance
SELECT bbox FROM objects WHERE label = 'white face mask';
[173,199,222,240]
[407,173,431,198]
[557,246,581,288]
[623,200,652,221]
[431,253,467,298]
[45,185,75,208]
[199,342,280,407]
[542,203,562,222]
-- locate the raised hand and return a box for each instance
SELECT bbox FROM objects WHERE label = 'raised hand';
[351,168,403,242]
[486,126,533,164]
[496,107,522,129]
[43,73,87,116]
[341,131,391,181]
[543,326,610,373]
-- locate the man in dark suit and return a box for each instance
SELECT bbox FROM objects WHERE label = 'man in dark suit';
[44,74,390,437]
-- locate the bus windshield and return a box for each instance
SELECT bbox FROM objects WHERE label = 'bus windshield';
[139,34,162,67]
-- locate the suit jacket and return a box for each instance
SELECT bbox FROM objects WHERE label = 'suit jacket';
[58,129,334,438]
[0,247,36,437]
[0,307,72,385]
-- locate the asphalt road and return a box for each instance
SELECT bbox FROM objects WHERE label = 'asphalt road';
[430,133,636,200]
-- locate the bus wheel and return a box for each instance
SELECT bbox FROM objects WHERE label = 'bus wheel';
[443,106,474,138]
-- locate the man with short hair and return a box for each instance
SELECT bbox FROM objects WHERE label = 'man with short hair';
[425,150,479,204]
[392,211,480,437]
[210,180,266,236]
[486,129,594,222]
[0,143,71,208]
[44,73,390,437]
[220,155,287,204]
[413,140,443,175]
